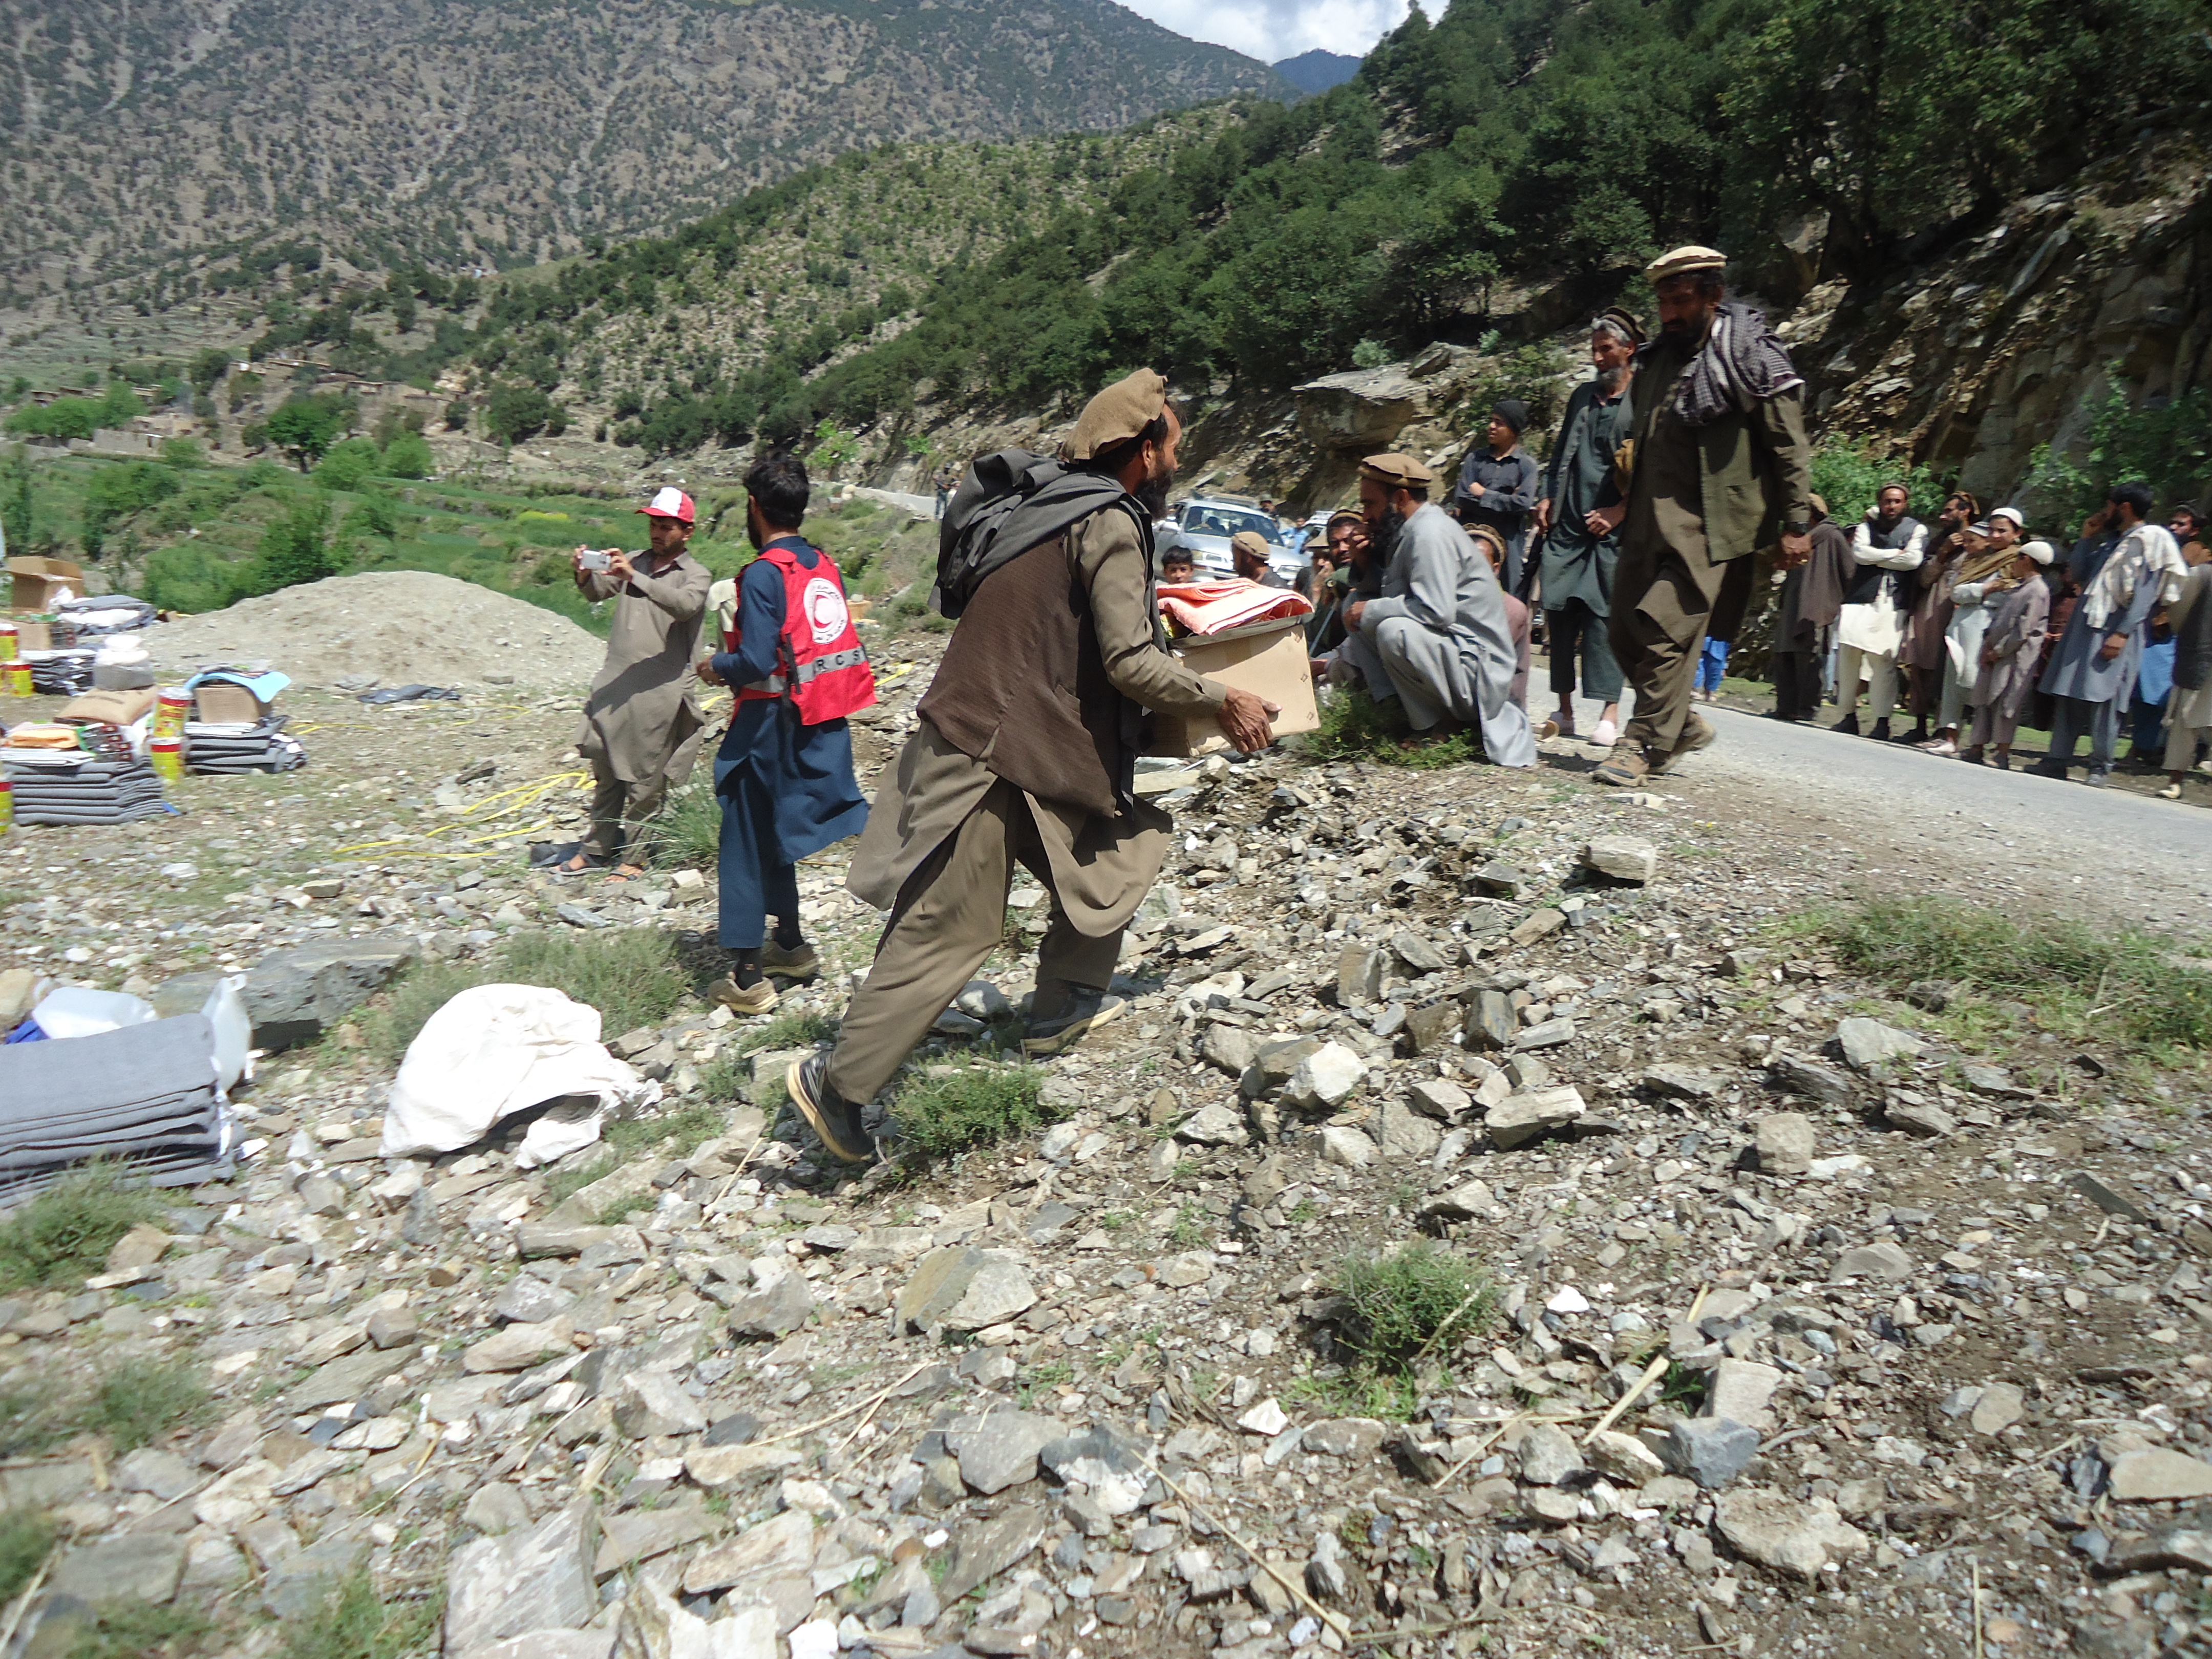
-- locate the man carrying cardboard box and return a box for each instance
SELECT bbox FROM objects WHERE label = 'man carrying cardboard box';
[782,369,1274,1162]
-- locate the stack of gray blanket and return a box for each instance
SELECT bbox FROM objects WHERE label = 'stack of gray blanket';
[0,1014,233,1202]
[25,650,95,696]
[1,753,170,824]
[185,717,307,774]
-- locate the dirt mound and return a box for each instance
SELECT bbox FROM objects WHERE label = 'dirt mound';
[149,571,605,691]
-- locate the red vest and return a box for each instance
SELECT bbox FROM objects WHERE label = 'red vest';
[725,541,877,724]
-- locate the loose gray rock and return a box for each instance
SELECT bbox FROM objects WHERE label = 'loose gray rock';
[1830,1240,1915,1283]
[1284,1043,1364,1110]
[48,1533,188,1607]
[1713,1490,1869,1579]
[939,1504,1048,1602]
[1040,1423,1151,1516]
[1768,1050,1856,1106]
[1582,836,1658,883]
[1655,1416,1761,1488]
[1462,990,1516,1051]
[1374,1099,1442,1159]
[1241,1035,1322,1100]
[1515,1422,1585,1485]
[1178,1102,1249,1146]
[1885,1099,1956,1138]
[1836,1016,1925,1072]
[1753,1112,1815,1176]
[443,1501,599,1654]
[1485,1085,1585,1150]
[950,1410,1065,1496]
[724,1271,815,1339]
[1389,929,1449,974]
[1337,944,1385,1007]
[1303,1418,1387,1458]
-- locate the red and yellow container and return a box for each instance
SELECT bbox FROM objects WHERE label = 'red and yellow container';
[154,689,191,740]
[150,736,185,783]
[0,622,16,662]
[0,663,29,697]
[0,777,11,834]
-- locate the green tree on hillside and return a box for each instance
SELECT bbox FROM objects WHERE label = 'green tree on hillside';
[266,394,352,471]
[82,461,181,559]
[242,495,338,594]
[314,436,383,490]
[380,430,434,478]
[485,384,563,445]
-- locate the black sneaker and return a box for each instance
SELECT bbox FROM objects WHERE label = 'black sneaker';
[1869,719,1892,741]
[1021,988,1126,1057]
[1832,713,1860,736]
[529,840,583,869]
[783,1054,873,1164]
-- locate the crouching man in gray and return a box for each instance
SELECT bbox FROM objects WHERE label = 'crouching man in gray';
[1344,451,1538,765]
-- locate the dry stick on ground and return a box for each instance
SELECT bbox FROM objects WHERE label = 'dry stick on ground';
[761,1361,931,1447]
[1140,1458,1351,1642]
[1429,1409,1604,1492]
[1583,1283,1711,1447]
[1402,1280,1496,1373]
[834,1361,934,1453]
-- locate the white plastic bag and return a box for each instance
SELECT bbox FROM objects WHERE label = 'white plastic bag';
[380,983,660,1168]
[29,987,158,1040]
[201,974,251,1093]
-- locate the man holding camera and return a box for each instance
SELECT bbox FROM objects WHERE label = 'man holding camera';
[559,486,712,876]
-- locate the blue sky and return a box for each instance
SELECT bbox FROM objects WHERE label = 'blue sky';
[1119,0,1408,65]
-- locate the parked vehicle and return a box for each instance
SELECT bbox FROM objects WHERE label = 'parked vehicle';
[1157,496,1303,582]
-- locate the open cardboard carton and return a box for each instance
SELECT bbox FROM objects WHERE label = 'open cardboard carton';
[1147,614,1320,758]
[193,683,271,725]
[8,558,83,612]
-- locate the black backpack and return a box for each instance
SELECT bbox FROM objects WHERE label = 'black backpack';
[932,449,1142,619]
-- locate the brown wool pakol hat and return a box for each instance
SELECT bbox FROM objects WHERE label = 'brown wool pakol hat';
[1645,244,1727,284]
[1359,452,1434,489]
[1230,529,1272,563]
[1062,368,1169,462]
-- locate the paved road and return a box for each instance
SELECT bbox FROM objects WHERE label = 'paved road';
[1546,688,2212,928]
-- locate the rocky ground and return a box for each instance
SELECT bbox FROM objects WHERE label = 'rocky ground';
[1,632,2210,1659]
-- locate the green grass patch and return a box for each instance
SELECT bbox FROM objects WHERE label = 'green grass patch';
[279,1570,444,1659]
[1331,1242,1495,1375]
[0,1509,55,1602]
[1811,895,2212,1054]
[737,1008,838,1057]
[357,960,487,1068]
[89,1357,209,1453]
[500,929,690,1035]
[892,1063,1056,1161]
[63,1601,219,1659]
[1296,689,1478,770]
[0,1167,163,1293]
[650,780,722,873]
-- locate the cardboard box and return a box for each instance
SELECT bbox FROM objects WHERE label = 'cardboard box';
[193,683,270,724]
[1148,616,1320,757]
[7,558,84,611]
[10,620,53,652]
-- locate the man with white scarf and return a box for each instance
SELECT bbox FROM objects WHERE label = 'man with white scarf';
[2031,481,2186,786]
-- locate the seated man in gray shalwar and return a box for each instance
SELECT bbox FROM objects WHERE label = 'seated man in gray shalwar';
[1341,451,1538,767]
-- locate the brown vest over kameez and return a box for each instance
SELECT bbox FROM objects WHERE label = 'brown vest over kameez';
[918,531,1132,817]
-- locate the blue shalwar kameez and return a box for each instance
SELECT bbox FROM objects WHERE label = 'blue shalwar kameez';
[709,537,869,949]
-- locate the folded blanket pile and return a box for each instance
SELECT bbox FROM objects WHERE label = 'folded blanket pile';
[1157,578,1314,637]
[185,716,307,775]
[56,595,157,637]
[0,1014,233,1202]
[1,752,171,824]
[24,650,95,696]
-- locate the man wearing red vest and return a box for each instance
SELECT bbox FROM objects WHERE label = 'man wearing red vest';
[696,450,871,1014]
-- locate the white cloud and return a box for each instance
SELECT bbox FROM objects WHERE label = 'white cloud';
[1118,0,1407,66]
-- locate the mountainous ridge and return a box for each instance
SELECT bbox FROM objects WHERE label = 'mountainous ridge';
[1272,50,1362,94]
[0,0,1288,306]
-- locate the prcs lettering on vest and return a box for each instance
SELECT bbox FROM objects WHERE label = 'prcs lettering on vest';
[725,542,878,724]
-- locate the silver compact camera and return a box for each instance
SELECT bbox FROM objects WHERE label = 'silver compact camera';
[578,550,613,573]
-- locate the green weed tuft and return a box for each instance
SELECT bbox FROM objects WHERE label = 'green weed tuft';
[738,1008,838,1057]
[0,1509,55,1602]
[650,780,723,873]
[1297,690,1477,770]
[62,1599,218,1658]
[280,1570,444,1659]
[544,1101,734,1207]
[500,929,689,1036]
[1331,1243,1494,1375]
[358,961,486,1067]
[0,1167,163,1293]
[893,1064,1056,1160]
[90,1357,210,1453]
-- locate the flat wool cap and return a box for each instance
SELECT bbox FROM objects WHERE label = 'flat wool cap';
[1230,529,1273,562]
[1645,244,1728,284]
[1063,368,1169,462]
[1359,452,1435,489]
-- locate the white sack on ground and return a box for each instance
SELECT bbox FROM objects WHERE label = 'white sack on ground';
[381,983,661,1167]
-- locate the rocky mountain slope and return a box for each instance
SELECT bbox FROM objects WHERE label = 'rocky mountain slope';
[0,0,1286,302]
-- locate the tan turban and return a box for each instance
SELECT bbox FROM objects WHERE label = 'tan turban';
[1062,368,1169,463]
[1230,529,1272,565]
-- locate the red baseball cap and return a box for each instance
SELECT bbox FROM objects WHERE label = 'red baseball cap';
[639,486,696,524]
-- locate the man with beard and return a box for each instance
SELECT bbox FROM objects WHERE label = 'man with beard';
[1592,247,1812,786]
[1535,308,1640,746]
[1343,453,1536,764]
[782,370,1277,1162]
[1833,484,1927,740]
[1232,529,1292,589]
